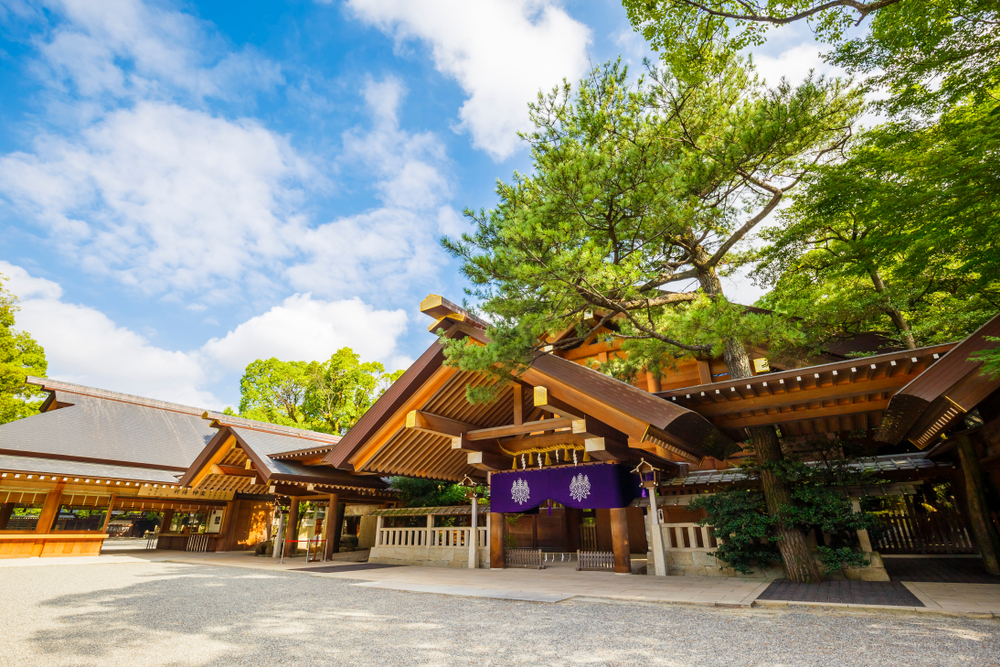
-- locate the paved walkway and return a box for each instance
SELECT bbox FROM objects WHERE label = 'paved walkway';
[3,549,998,616]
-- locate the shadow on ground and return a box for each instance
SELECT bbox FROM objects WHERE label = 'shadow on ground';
[3,562,998,667]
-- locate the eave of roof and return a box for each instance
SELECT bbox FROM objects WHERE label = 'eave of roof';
[877,314,1000,447]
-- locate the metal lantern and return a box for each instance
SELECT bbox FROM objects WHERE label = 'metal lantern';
[631,459,661,490]
[457,475,480,500]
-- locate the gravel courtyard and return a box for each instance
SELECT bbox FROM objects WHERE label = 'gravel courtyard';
[2,562,998,667]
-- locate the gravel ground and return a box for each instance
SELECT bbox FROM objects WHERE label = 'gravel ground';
[1,562,997,667]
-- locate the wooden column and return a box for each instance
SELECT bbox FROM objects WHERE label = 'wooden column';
[160,509,175,534]
[99,493,118,535]
[645,371,661,393]
[284,497,300,557]
[216,500,238,552]
[35,482,65,534]
[0,502,15,530]
[332,501,345,555]
[610,507,632,574]
[323,493,339,560]
[957,435,1000,575]
[490,512,505,569]
[564,507,582,552]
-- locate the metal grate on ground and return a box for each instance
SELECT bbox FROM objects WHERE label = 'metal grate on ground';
[756,580,924,607]
[884,557,1000,584]
[292,563,403,573]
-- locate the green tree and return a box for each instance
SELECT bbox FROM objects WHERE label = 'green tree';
[443,56,862,582]
[304,348,404,435]
[236,350,403,434]
[751,94,1000,350]
[237,358,311,427]
[622,0,1000,114]
[0,274,47,425]
[388,477,469,508]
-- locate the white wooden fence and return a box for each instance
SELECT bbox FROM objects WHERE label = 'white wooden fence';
[377,526,489,549]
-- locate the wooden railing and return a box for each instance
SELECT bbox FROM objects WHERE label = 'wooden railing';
[185,533,210,552]
[505,548,544,568]
[577,550,614,571]
[377,527,489,549]
[870,504,974,554]
[662,523,717,551]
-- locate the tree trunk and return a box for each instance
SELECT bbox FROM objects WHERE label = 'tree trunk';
[956,435,1000,575]
[699,262,823,583]
[869,269,916,349]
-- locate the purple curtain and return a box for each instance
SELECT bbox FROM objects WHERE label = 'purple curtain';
[489,463,639,513]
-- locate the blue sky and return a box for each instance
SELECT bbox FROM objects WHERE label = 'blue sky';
[0,0,840,410]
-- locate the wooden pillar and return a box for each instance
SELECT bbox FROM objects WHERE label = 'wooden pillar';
[0,502,15,530]
[332,501,345,555]
[216,500,238,552]
[160,509,175,534]
[645,371,661,393]
[35,482,65,534]
[323,493,339,560]
[490,512,505,569]
[564,507,582,552]
[610,507,632,574]
[957,435,1000,575]
[284,497,300,557]
[99,493,118,535]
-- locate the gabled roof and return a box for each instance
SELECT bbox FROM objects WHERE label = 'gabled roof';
[877,313,1000,447]
[179,413,389,498]
[323,320,734,480]
[0,378,216,473]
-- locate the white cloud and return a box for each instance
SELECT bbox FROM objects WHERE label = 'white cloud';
[33,0,282,101]
[1,262,414,406]
[0,102,314,298]
[1,261,216,407]
[751,44,845,87]
[345,0,592,160]
[201,293,409,371]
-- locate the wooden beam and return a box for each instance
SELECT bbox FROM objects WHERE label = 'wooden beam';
[467,451,508,472]
[533,386,584,419]
[513,384,524,426]
[584,437,630,462]
[467,417,574,441]
[717,399,891,428]
[212,464,256,477]
[572,415,626,441]
[697,360,712,385]
[695,374,913,418]
[405,410,476,438]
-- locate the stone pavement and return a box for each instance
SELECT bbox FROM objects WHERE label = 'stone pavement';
[2,548,997,616]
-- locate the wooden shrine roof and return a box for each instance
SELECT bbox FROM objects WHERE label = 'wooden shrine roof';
[324,318,734,481]
[1,378,216,475]
[658,344,955,439]
[877,313,1000,448]
[179,416,392,501]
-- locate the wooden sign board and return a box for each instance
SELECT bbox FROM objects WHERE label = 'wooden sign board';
[752,357,770,373]
[138,485,234,501]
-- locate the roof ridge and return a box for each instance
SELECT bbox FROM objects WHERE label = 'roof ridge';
[202,411,342,444]
[26,376,208,416]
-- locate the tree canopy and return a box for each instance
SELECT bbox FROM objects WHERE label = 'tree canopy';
[442,54,862,395]
[750,93,1000,351]
[622,0,1000,114]
[0,274,47,425]
[236,348,402,435]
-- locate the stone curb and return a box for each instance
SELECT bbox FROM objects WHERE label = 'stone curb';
[752,598,997,619]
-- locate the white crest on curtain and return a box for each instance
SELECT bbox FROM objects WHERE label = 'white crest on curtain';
[511,478,530,505]
[569,473,591,502]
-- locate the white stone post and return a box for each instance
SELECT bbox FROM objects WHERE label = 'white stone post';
[375,515,384,546]
[271,513,285,559]
[426,513,434,546]
[648,491,667,576]
[851,497,873,553]
[469,497,479,569]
